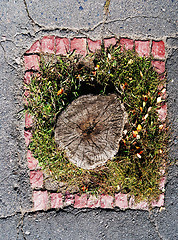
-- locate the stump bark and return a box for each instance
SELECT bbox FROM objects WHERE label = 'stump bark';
[55,94,127,169]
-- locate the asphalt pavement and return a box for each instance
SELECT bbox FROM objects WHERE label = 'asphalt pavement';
[0,0,177,239]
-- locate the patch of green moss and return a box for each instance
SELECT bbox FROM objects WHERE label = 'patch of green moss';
[25,44,168,202]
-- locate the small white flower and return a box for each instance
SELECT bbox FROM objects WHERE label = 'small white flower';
[159,125,164,130]
[143,113,149,120]
[157,97,162,104]
[136,134,140,140]
[161,88,166,94]
[123,129,127,135]
[128,59,133,65]
[108,53,111,59]
[140,71,143,78]
[148,107,152,112]
[137,153,141,159]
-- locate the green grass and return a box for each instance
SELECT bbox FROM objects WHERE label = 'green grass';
[25,44,168,202]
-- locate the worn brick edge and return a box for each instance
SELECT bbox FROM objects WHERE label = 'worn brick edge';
[24,36,167,211]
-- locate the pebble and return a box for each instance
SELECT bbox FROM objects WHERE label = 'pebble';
[13,183,19,190]
[25,231,30,235]
[159,207,165,212]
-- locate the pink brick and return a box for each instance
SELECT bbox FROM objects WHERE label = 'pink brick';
[160,165,166,175]
[24,89,30,97]
[159,177,166,191]
[24,130,32,146]
[100,195,114,209]
[41,36,55,54]
[152,193,164,207]
[33,191,49,211]
[120,38,134,51]
[152,41,165,59]
[24,55,40,70]
[64,193,75,206]
[88,39,101,52]
[24,72,33,85]
[71,38,87,56]
[26,40,41,54]
[51,193,63,209]
[74,194,88,208]
[159,74,166,81]
[104,38,117,49]
[24,72,40,85]
[55,37,70,55]
[27,150,40,170]
[135,40,150,57]
[157,104,167,122]
[87,195,100,208]
[30,170,43,189]
[25,113,33,128]
[115,193,128,209]
[161,90,166,100]
[24,89,30,107]
[152,61,165,74]
[129,196,149,210]
[24,98,28,106]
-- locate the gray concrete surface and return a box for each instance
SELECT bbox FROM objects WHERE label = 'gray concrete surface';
[0,0,177,239]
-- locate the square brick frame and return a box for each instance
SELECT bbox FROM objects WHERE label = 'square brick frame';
[24,36,167,211]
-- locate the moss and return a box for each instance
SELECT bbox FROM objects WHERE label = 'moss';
[25,44,168,202]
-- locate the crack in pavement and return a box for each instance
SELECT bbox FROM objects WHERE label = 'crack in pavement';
[22,0,176,39]
[149,211,165,240]
[105,13,177,25]
[0,212,20,220]
[23,0,42,29]
[0,42,18,70]
[16,209,28,240]
[1,206,166,240]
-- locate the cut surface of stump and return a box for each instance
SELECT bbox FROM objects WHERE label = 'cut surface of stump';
[55,94,127,169]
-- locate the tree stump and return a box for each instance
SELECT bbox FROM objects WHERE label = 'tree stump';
[55,94,127,169]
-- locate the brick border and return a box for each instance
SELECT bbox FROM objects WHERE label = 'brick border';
[24,36,167,211]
